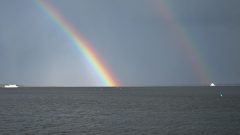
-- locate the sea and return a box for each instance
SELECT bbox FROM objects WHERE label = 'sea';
[0,86,240,134]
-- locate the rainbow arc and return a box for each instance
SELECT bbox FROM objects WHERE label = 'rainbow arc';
[150,0,213,83]
[35,0,119,86]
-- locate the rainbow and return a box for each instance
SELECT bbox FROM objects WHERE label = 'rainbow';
[150,0,213,83]
[35,0,119,86]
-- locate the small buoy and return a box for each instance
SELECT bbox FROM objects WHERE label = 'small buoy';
[220,93,222,97]
[101,89,102,90]
[120,88,121,90]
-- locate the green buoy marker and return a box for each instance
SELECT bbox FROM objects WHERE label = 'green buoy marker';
[120,87,121,90]
[220,93,222,97]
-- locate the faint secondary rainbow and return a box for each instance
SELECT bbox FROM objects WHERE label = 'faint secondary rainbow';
[35,0,119,86]
[150,0,213,84]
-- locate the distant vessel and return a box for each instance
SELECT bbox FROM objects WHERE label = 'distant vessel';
[4,84,18,88]
[209,83,215,86]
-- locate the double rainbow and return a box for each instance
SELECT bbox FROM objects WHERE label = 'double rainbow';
[35,0,119,86]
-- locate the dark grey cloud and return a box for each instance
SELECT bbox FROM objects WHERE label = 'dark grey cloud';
[0,0,239,86]
[166,0,240,26]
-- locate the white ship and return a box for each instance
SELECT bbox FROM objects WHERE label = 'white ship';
[4,84,18,88]
[209,83,215,86]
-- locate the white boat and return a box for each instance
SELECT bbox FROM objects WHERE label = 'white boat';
[4,84,18,88]
[209,83,215,86]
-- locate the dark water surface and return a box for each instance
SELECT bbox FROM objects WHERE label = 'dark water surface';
[1,86,240,134]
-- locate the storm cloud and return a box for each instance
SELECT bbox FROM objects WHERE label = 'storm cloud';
[1,0,240,86]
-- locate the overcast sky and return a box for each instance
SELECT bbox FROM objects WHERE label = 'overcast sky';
[0,0,240,86]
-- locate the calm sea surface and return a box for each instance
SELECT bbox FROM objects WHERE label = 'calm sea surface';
[0,86,240,134]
